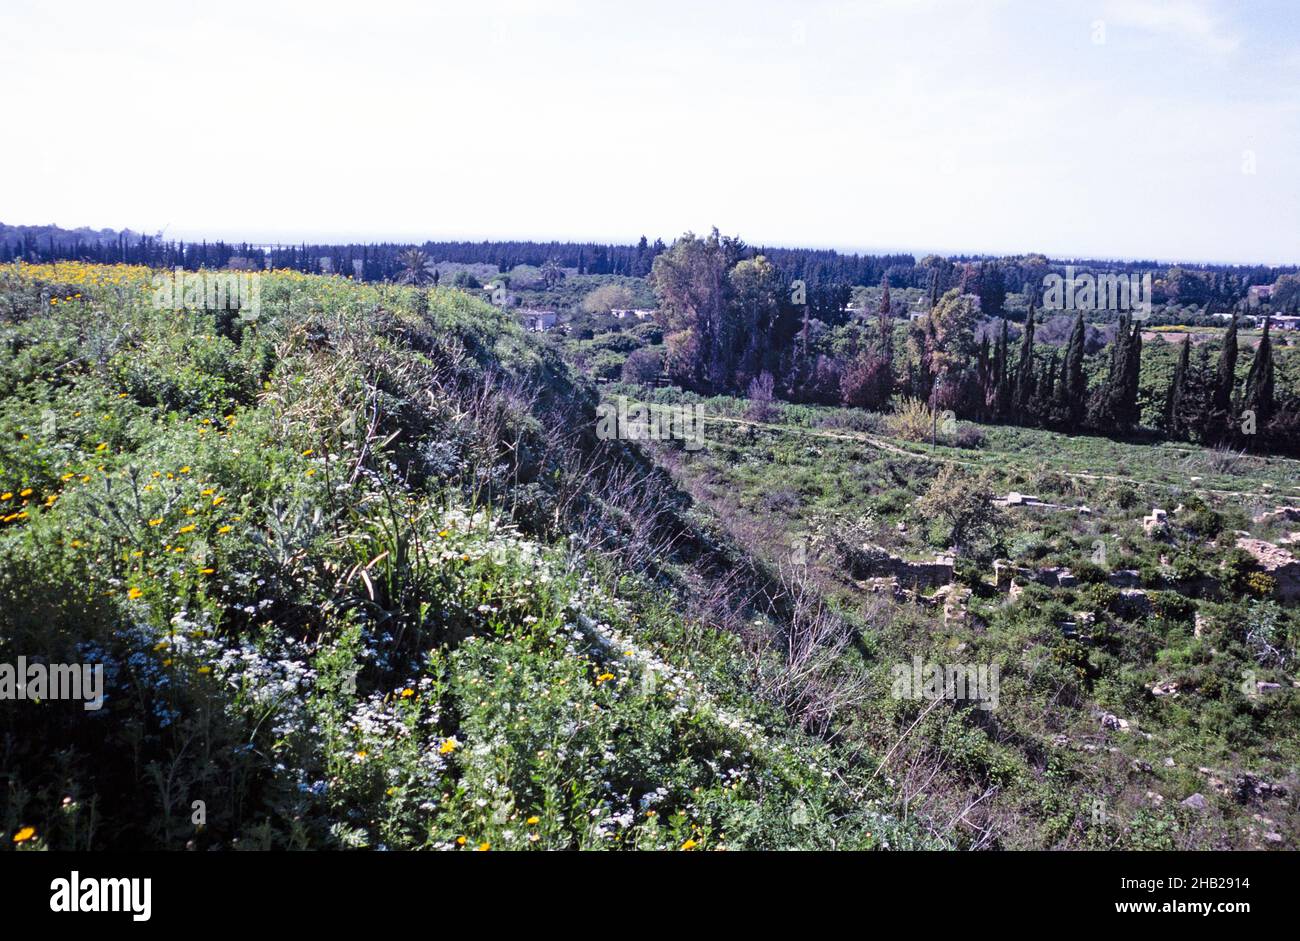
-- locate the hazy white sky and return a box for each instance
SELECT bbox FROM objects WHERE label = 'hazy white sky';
[2,0,1298,263]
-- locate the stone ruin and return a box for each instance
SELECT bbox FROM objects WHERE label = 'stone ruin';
[1143,507,1169,536]
[992,560,1077,591]
[995,492,1091,514]
[849,545,955,591]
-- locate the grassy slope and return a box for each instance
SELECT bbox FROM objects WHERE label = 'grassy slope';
[0,263,931,851]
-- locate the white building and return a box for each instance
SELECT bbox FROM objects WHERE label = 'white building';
[519,310,558,332]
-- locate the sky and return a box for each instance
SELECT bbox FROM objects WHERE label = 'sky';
[2,0,1298,264]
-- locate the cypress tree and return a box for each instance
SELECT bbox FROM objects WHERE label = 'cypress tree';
[993,317,1011,418]
[1122,319,1143,428]
[1062,310,1087,429]
[1165,334,1191,437]
[1093,311,1140,431]
[1037,350,1058,425]
[1213,313,1238,418]
[1013,305,1037,418]
[1242,315,1275,430]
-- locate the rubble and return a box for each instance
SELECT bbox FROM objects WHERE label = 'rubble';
[1234,537,1300,600]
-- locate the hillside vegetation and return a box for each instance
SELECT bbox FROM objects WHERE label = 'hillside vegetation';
[0,262,925,851]
[3,263,1295,852]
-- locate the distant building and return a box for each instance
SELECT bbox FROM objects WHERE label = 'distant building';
[1248,285,1274,306]
[519,310,558,332]
[611,308,656,320]
[226,256,256,271]
[1272,314,1299,331]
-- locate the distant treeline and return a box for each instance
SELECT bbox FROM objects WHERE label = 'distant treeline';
[641,231,1299,456]
[5,223,1296,317]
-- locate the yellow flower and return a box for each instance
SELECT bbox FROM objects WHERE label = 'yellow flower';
[476,842,490,852]
[302,449,314,456]
[439,737,460,755]
[681,839,698,851]
[201,488,215,496]
[526,815,540,825]
[456,835,467,845]
[95,443,107,452]
[305,469,316,477]
[197,666,212,675]
[595,672,615,685]
[0,493,11,501]
[400,688,415,698]
[177,524,196,534]
[217,525,232,534]
[179,466,191,474]
[438,530,450,538]
[128,587,143,600]
[355,750,367,760]
[12,827,36,844]
[148,518,163,526]
[211,495,225,507]
[61,473,75,481]
[200,567,215,575]
[19,488,32,497]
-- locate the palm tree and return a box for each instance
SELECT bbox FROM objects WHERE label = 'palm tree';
[396,248,436,286]
[540,257,565,289]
